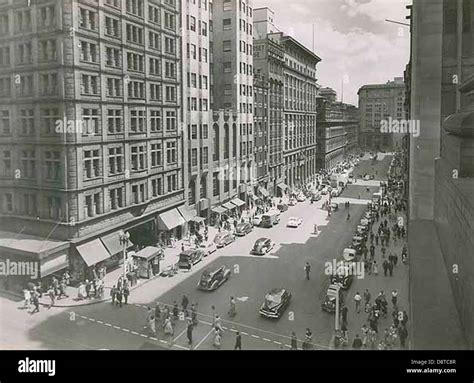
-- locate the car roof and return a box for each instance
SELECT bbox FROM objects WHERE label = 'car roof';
[202,266,224,275]
[256,237,270,243]
[267,288,285,295]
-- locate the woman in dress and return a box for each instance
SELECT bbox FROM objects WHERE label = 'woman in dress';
[213,328,222,349]
[164,317,174,336]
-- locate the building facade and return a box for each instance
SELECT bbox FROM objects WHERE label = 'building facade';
[358,77,406,151]
[0,0,184,284]
[181,0,212,223]
[253,72,269,190]
[269,32,320,189]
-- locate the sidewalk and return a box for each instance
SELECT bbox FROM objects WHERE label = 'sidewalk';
[329,211,410,350]
[2,226,222,308]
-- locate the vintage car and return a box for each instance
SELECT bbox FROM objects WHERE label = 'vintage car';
[288,197,297,206]
[197,266,231,291]
[330,202,339,211]
[287,217,303,228]
[352,235,365,250]
[177,249,205,269]
[321,284,343,313]
[252,215,263,227]
[259,288,292,319]
[199,241,217,256]
[311,193,322,202]
[330,262,354,290]
[342,248,358,263]
[277,203,289,212]
[235,222,253,236]
[296,194,306,202]
[251,238,274,255]
[213,231,235,248]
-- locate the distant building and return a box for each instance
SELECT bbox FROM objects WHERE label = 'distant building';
[253,6,280,39]
[357,77,405,151]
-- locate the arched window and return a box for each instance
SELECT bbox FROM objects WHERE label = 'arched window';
[213,123,219,161]
[200,176,207,199]
[188,180,196,205]
[224,123,229,159]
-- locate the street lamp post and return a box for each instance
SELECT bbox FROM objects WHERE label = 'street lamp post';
[119,230,130,279]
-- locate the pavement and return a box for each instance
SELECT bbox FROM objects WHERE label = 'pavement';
[0,154,403,350]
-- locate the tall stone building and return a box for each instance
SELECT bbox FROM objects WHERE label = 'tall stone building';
[269,31,320,189]
[358,77,405,151]
[181,0,212,223]
[0,0,184,284]
[407,0,472,349]
[207,0,254,222]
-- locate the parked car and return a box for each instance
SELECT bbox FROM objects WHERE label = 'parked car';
[320,188,328,195]
[259,288,292,319]
[252,215,263,227]
[311,193,322,202]
[177,249,205,269]
[364,174,371,181]
[321,284,343,313]
[330,262,354,290]
[197,266,231,291]
[342,248,358,263]
[261,211,280,228]
[200,241,217,256]
[352,235,365,250]
[252,237,274,255]
[213,231,235,248]
[330,202,339,211]
[277,203,289,212]
[289,198,297,206]
[287,217,303,228]
[235,222,253,237]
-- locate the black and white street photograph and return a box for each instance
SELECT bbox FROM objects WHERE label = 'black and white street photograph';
[0,0,472,378]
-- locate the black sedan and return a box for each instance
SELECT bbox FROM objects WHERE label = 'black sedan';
[235,222,253,236]
[213,231,235,248]
[197,266,231,291]
[177,249,205,269]
[251,238,274,255]
[259,288,292,319]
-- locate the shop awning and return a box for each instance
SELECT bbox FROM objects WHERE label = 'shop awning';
[259,187,270,197]
[251,195,260,201]
[277,183,289,191]
[132,246,161,260]
[246,185,254,194]
[231,198,246,207]
[76,239,110,267]
[223,201,236,210]
[40,252,69,278]
[157,208,186,231]
[190,216,206,223]
[101,232,134,256]
[212,206,227,215]
[177,206,197,222]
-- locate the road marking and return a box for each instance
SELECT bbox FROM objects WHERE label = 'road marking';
[105,323,112,327]
[122,328,130,333]
[194,328,214,350]
[173,328,187,342]
[251,334,260,339]
[97,320,103,324]
[113,325,121,330]
[131,331,139,335]
[262,338,271,342]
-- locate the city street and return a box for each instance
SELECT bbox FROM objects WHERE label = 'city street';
[0,155,394,351]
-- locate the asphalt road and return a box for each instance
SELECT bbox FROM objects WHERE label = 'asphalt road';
[12,156,392,351]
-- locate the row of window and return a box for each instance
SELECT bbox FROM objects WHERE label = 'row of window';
[0,108,177,136]
[1,149,60,180]
[186,43,208,62]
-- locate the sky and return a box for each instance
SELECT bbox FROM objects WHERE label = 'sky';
[252,0,411,106]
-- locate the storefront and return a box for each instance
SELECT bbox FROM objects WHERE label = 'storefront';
[277,183,289,197]
[0,230,70,293]
[177,205,197,236]
[211,205,228,227]
[230,197,246,213]
[100,231,135,272]
[131,246,161,279]
[157,208,185,245]
[73,239,111,283]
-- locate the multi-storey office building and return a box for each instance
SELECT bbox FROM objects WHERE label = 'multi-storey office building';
[0,0,184,285]
[344,104,359,156]
[269,32,320,189]
[357,77,405,151]
[253,33,285,196]
[181,0,212,223]
[253,72,269,189]
[208,0,254,220]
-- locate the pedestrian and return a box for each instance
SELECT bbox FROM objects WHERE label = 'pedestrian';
[47,287,55,309]
[214,315,224,333]
[59,280,69,299]
[213,327,222,349]
[31,291,40,314]
[363,289,371,312]
[393,253,399,267]
[361,324,369,348]
[191,303,198,325]
[181,294,189,311]
[304,262,311,280]
[387,261,393,277]
[372,260,378,276]
[352,334,363,350]
[110,285,117,305]
[228,296,236,318]
[116,287,123,307]
[291,332,298,350]
[398,324,408,349]
[172,301,179,319]
[382,259,389,277]
[186,319,193,344]
[302,328,313,350]
[354,292,362,314]
[85,279,91,299]
[234,331,242,350]
[381,246,386,258]
[164,317,174,336]
[375,233,379,245]
[23,288,31,309]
